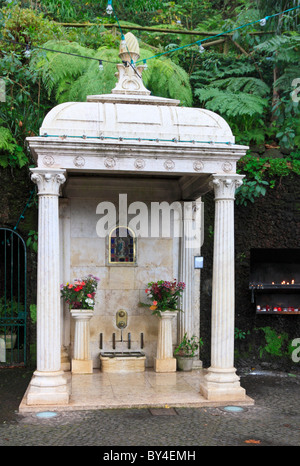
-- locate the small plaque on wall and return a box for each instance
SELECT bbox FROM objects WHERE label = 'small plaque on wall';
[194,256,203,269]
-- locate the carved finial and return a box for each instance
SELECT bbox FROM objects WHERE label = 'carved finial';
[119,32,140,63]
[112,33,151,96]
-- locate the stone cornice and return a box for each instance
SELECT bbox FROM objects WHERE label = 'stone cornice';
[27,138,248,177]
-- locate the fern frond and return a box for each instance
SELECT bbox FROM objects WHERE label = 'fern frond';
[30,41,192,106]
[255,34,300,63]
[195,88,268,117]
[274,66,300,90]
[211,77,270,96]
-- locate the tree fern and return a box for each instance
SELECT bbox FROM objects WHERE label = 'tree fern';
[211,77,270,96]
[254,34,300,63]
[195,88,268,118]
[30,40,192,106]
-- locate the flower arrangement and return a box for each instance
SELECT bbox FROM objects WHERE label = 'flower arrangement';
[144,279,185,316]
[60,275,100,310]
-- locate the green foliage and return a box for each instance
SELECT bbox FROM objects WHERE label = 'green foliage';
[195,87,268,118]
[30,40,193,106]
[235,177,269,206]
[0,126,28,168]
[0,4,65,46]
[236,153,300,205]
[174,332,203,357]
[258,326,289,358]
[191,53,272,146]
[234,327,251,340]
[26,230,38,253]
[29,304,37,324]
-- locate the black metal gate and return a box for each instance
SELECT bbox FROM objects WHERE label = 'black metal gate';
[0,228,27,366]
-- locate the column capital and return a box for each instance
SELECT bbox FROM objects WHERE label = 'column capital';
[30,168,66,196]
[209,174,244,201]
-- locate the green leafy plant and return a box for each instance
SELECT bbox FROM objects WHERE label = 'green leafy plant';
[0,126,28,168]
[26,230,38,253]
[29,304,37,324]
[234,327,250,340]
[174,332,203,358]
[258,326,288,358]
[235,176,269,206]
[0,297,24,334]
[30,40,193,106]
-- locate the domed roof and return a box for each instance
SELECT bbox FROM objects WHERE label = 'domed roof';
[39,33,235,145]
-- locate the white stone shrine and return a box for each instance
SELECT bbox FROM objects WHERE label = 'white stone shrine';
[24,33,249,407]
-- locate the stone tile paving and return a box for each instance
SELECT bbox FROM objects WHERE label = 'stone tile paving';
[0,368,299,447]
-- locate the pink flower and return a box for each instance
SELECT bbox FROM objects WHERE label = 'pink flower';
[152,300,157,305]
[87,294,92,298]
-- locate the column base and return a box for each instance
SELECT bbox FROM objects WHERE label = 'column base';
[154,357,177,373]
[26,370,69,406]
[200,367,246,401]
[71,358,93,374]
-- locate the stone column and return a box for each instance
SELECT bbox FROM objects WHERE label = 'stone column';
[26,168,69,406]
[200,174,246,401]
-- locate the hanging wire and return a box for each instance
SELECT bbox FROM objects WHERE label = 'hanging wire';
[0,4,299,70]
[135,4,300,64]
[0,37,119,65]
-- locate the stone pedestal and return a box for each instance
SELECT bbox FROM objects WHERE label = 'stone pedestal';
[71,309,94,374]
[27,169,69,406]
[200,174,246,401]
[154,311,177,373]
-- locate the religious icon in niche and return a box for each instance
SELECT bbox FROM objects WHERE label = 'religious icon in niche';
[109,226,136,264]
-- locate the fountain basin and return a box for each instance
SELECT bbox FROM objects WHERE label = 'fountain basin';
[99,352,146,373]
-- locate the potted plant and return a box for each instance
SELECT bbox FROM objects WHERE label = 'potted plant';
[144,279,186,316]
[174,333,203,371]
[141,280,186,372]
[60,274,100,311]
[61,275,100,374]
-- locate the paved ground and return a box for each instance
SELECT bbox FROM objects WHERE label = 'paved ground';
[0,367,299,449]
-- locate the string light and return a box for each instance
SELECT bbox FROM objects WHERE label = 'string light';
[39,133,235,145]
[136,5,300,66]
[0,4,298,70]
[260,16,269,26]
[121,34,126,46]
[99,60,104,71]
[106,0,113,15]
[198,42,205,53]
[143,59,148,69]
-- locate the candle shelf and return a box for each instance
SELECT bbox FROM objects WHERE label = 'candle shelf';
[249,249,300,316]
